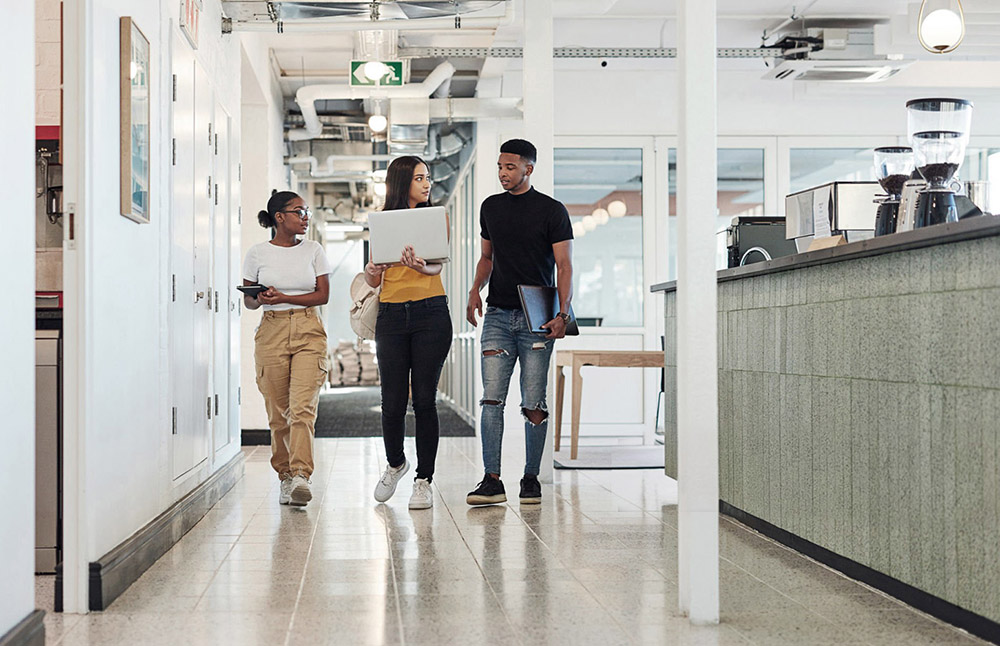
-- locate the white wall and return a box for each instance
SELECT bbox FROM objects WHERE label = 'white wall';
[1,0,36,634]
[239,36,288,431]
[66,0,242,572]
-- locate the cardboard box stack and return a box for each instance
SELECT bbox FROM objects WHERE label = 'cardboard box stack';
[327,349,343,387]
[358,340,379,385]
[336,341,361,385]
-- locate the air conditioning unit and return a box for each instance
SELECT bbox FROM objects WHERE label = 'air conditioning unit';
[763,26,913,82]
[763,59,910,82]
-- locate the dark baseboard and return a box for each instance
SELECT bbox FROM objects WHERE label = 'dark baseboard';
[720,501,1000,645]
[88,452,245,611]
[241,429,270,445]
[0,610,44,646]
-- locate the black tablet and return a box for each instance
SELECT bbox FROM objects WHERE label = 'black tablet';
[237,284,267,298]
[517,285,579,336]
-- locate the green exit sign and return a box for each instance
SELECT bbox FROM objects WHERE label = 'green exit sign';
[350,60,403,86]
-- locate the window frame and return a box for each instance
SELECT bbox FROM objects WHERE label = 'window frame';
[554,135,658,335]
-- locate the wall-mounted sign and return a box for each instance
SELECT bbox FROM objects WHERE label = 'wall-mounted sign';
[350,60,403,87]
[180,0,201,49]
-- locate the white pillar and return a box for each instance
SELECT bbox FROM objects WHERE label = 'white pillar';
[0,0,37,632]
[522,0,554,194]
[522,0,556,483]
[676,0,720,625]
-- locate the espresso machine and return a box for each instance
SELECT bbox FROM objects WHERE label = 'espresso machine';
[906,98,973,228]
[872,147,914,236]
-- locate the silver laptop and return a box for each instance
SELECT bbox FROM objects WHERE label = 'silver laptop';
[368,206,451,265]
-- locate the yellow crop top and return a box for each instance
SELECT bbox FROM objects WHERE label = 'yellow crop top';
[379,266,446,303]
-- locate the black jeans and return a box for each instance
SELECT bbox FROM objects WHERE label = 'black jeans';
[375,295,453,482]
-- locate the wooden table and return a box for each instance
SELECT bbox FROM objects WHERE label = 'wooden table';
[553,350,665,460]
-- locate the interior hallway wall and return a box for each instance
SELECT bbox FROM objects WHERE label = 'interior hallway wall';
[0,0,36,636]
[67,0,242,572]
[238,36,288,433]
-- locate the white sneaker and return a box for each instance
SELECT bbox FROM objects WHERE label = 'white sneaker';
[289,475,312,506]
[279,478,293,505]
[409,478,433,510]
[374,459,410,502]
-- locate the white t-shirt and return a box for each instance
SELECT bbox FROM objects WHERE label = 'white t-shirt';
[243,239,331,311]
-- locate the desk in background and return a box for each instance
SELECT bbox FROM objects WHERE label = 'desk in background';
[553,350,665,460]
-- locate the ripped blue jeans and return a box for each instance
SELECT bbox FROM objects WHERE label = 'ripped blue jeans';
[480,306,554,477]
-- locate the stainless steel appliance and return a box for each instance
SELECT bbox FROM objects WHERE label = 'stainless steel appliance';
[963,181,997,216]
[873,147,914,236]
[785,181,880,246]
[36,327,61,573]
[725,216,798,267]
[906,98,974,228]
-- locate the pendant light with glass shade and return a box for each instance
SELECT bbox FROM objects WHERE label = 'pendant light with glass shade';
[368,100,388,133]
[917,0,966,54]
[607,200,628,218]
[591,207,610,225]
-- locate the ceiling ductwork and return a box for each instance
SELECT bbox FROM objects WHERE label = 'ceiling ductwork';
[222,0,514,33]
[288,61,456,140]
[762,25,913,82]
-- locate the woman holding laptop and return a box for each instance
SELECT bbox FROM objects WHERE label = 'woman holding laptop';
[243,191,331,507]
[364,156,452,509]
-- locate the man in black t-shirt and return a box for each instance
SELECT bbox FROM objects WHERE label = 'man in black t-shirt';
[464,139,574,507]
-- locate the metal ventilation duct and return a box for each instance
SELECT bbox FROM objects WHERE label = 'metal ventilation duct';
[222,1,513,30]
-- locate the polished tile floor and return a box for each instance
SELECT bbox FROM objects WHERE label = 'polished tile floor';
[41,438,987,645]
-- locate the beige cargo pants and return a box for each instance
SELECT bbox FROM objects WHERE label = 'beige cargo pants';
[254,307,329,480]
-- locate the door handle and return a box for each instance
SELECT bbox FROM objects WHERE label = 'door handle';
[195,291,205,302]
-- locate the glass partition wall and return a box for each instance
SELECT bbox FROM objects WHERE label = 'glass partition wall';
[553,148,644,328]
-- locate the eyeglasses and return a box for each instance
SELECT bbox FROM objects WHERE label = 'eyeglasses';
[279,208,311,220]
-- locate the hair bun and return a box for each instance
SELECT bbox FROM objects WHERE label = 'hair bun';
[257,209,272,228]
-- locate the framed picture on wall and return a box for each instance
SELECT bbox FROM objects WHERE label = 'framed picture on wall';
[120,17,150,224]
[180,0,201,49]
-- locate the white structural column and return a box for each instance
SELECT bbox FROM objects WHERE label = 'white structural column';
[521,0,554,193]
[521,0,556,483]
[676,0,720,625]
[0,0,37,633]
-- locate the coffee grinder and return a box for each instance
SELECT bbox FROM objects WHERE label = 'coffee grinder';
[906,98,973,228]
[872,147,914,236]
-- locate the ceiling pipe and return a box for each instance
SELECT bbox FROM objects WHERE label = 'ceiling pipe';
[288,61,456,141]
[428,97,522,121]
[286,155,395,177]
[229,1,514,33]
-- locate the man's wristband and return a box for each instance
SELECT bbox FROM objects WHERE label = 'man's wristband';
[556,312,570,323]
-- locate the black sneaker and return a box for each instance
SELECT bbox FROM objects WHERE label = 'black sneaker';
[466,475,507,506]
[519,475,542,505]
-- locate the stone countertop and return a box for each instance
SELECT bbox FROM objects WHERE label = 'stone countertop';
[650,216,1000,294]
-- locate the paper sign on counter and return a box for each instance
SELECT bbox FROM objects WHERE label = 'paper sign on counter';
[813,189,832,238]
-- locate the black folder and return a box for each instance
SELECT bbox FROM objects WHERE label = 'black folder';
[517,285,579,336]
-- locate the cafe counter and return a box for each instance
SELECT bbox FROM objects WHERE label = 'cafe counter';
[651,216,1000,641]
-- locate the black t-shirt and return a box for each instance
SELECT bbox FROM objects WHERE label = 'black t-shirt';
[480,187,573,309]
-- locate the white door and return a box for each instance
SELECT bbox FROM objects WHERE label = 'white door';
[229,142,242,447]
[191,59,214,470]
[212,101,231,456]
[170,32,196,479]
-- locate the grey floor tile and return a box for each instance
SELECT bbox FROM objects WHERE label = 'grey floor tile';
[40,437,992,646]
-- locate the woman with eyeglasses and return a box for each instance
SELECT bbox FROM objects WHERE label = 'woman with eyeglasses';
[243,190,331,507]
[365,156,452,510]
